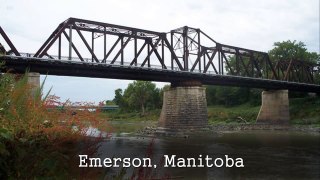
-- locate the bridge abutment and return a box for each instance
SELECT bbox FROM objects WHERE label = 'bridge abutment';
[256,90,289,124]
[158,81,208,130]
[27,72,40,98]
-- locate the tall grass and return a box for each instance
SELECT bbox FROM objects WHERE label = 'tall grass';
[0,72,107,179]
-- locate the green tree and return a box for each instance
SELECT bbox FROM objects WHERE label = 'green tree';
[104,100,115,105]
[113,88,124,106]
[269,40,319,84]
[206,85,217,105]
[206,85,253,106]
[268,40,319,63]
[122,81,159,115]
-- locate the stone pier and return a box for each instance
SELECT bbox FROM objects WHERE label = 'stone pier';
[158,81,208,130]
[27,72,40,97]
[256,90,289,124]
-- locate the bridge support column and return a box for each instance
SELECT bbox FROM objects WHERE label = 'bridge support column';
[256,90,289,124]
[158,81,207,130]
[27,72,40,98]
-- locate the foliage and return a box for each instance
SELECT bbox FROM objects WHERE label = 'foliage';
[105,109,160,122]
[214,40,319,107]
[206,85,261,107]
[207,96,320,125]
[268,40,319,63]
[208,105,260,124]
[113,88,124,107]
[223,55,253,77]
[0,72,107,179]
[104,100,116,105]
[113,81,162,114]
[268,40,320,83]
[289,97,320,125]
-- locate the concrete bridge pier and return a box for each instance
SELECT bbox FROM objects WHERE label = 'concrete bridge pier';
[158,81,208,130]
[27,72,40,97]
[256,90,289,125]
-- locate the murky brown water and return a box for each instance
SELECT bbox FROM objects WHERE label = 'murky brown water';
[96,129,320,179]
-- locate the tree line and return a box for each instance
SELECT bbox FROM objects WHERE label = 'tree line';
[111,40,319,113]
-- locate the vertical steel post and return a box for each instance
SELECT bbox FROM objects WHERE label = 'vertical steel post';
[218,44,221,74]
[134,34,137,66]
[183,26,188,71]
[92,31,94,62]
[203,50,206,73]
[121,36,124,65]
[236,49,239,75]
[147,43,150,67]
[104,27,106,62]
[197,29,201,72]
[221,49,224,75]
[161,38,164,69]
[170,31,174,70]
[58,35,61,59]
[68,24,72,60]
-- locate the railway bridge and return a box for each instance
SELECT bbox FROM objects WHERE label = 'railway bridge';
[0,18,319,129]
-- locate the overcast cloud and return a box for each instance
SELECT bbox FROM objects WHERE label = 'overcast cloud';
[1,0,319,103]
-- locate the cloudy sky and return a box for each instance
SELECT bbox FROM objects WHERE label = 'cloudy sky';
[1,0,319,103]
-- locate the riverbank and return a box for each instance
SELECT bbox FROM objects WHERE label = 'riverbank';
[103,97,320,128]
[135,124,320,137]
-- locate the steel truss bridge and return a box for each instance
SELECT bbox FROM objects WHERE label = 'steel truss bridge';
[0,18,319,92]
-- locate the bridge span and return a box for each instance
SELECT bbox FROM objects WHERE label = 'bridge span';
[0,18,319,129]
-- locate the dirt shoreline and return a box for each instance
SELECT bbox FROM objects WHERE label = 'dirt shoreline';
[137,124,320,137]
[209,124,320,132]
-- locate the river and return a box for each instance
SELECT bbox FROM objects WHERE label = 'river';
[92,124,320,179]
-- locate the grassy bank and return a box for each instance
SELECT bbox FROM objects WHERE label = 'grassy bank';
[207,104,260,124]
[104,109,161,122]
[104,106,260,124]
[105,96,320,127]
[290,97,320,126]
[101,110,159,133]
[210,97,320,126]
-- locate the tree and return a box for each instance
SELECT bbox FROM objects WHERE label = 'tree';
[206,85,217,105]
[269,40,320,84]
[122,81,159,115]
[268,40,319,63]
[113,88,123,106]
[104,100,115,105]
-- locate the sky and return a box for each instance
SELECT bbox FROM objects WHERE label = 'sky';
[1,0,319,103]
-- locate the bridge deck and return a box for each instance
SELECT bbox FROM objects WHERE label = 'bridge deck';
[2,55,319,93]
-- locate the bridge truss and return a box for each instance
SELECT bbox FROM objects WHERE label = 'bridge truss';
[0,18,319,92]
